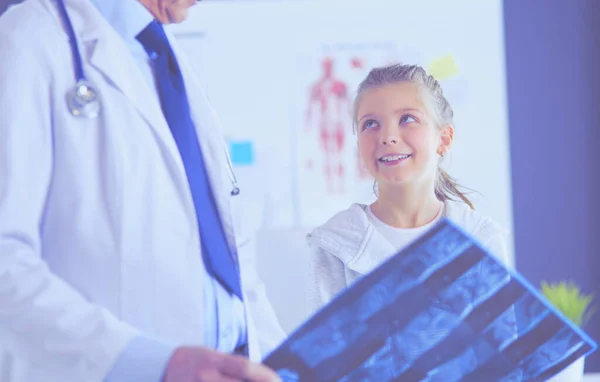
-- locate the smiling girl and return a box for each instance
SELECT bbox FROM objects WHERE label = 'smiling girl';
[307,63,510,310]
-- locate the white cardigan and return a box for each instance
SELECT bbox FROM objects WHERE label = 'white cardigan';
[307,200,510,312]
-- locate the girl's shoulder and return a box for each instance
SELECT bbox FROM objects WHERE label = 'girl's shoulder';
[444,200,510,256]
[306,203,373,262]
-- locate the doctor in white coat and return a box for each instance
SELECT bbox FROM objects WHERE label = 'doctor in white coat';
[0,0,285,381]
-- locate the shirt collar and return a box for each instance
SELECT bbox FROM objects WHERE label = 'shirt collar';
[88,0,154,45]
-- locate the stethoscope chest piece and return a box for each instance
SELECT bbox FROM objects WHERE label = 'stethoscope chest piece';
[67,79,101,119]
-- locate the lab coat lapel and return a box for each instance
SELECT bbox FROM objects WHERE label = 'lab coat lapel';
[64,0,185,172]
[61,0,200,224]
[64,0,237,257]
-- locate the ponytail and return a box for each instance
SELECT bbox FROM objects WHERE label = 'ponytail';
[435,168,475,210]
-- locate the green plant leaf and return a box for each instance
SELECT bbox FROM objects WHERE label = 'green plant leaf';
[540,281,596,327]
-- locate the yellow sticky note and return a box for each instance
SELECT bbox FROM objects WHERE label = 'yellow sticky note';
[428,55,459,80]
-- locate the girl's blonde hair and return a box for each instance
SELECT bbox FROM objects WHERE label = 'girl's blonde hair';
[353,63,474,210]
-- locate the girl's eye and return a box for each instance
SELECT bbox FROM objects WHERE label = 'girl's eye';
[362,119,379,130]
[400,114,417,124]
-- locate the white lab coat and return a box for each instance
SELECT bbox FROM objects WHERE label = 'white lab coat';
[0,0,285,381]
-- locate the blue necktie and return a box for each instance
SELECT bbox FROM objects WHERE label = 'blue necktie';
[137,20,242,299]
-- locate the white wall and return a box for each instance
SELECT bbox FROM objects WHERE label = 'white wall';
[172,0,512,334]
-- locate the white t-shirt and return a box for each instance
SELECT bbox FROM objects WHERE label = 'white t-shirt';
[366,204,445,251]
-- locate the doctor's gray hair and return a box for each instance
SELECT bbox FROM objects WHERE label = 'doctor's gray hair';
[353,63,475,210]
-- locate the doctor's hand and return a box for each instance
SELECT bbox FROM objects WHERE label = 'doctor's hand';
[162,346,282,382]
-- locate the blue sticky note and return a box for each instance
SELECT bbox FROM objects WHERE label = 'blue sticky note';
[229,141,255,166]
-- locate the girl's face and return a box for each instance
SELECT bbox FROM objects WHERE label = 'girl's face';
[356,81,452,189]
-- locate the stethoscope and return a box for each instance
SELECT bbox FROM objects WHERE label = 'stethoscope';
[56,0,101,120]
[55,0,240,196]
